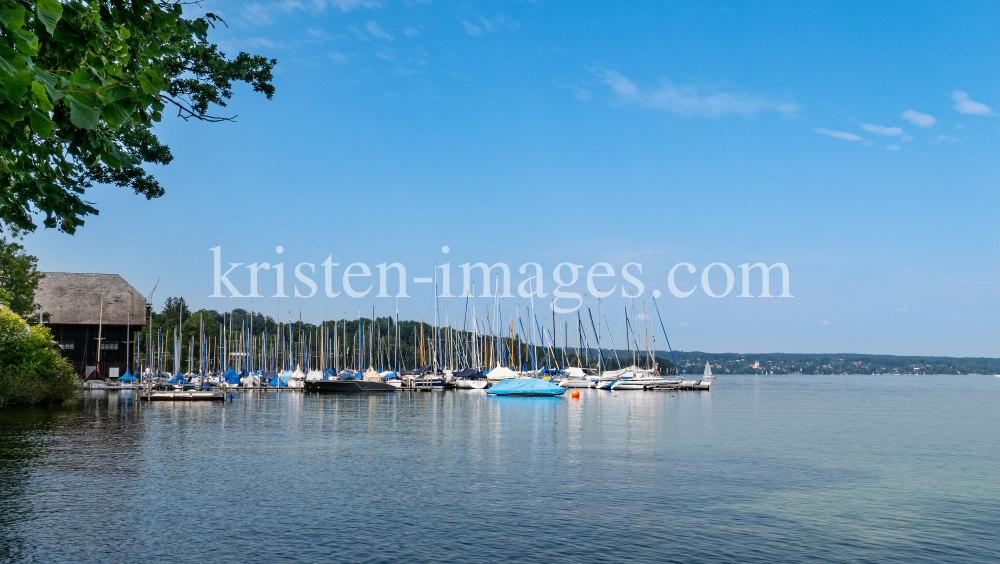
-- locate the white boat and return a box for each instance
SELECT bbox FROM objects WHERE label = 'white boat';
[305,369,324,382]
[485,366,519,382]
[703,361,715,380]
[456,378,489,389]
[287,367,306,389]
[610,367,679,390]
[557,367,596,388]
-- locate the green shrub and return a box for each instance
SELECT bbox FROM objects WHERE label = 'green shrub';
[0,305,77,407]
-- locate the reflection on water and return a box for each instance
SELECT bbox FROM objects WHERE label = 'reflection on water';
[0,377,997,563]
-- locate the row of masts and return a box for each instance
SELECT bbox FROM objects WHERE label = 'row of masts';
[128,280,678,376]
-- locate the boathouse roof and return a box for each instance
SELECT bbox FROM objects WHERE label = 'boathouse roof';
[35,272,147,326]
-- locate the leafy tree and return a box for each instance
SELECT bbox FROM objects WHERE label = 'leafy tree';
[0,235,42,316]
[0,0,276,234]
[0,304,75,405]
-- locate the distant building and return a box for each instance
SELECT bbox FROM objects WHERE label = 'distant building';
[35,273,147,380]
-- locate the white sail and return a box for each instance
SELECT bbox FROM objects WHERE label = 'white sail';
[703,361,714,379]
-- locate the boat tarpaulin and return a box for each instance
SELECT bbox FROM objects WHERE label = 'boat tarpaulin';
[486,378,566,396]
[453,368,486,379]
[337,372,358,381]
[167,373,189,385]
[407,364,432,376]
[224,368,241,385]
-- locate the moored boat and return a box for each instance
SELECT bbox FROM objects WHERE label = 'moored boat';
[487,378,566,396]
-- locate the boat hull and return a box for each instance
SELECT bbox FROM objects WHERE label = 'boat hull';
[557,379,593,388]
[305,380,396,393]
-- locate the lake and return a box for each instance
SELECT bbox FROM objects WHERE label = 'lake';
[1,375,997,563]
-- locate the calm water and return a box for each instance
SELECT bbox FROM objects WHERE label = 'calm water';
[1,375,997,563]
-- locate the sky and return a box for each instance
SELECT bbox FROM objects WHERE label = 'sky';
[19,0,1000,357]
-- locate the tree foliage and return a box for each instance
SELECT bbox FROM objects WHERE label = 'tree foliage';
[0,0,276,234]
[0,304,76,406]
[0,235,42,317]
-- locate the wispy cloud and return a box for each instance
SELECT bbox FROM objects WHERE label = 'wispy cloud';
[935,134,963,144]
[462,21,483,36]
[814,128,871,145]
[239,0,380,27]
[861,123,904,137]
[328,52,349,64]
[898,306,911,312]
[404,27,420,37]
[951,90,995,116]
[462,14,518,37]
[556,82,592,101]
[886,144,900,151]
[901,109,936,128]
[597,70,800,118]
[366,21,394,40]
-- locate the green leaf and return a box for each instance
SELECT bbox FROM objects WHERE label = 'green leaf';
[0,55,16,75]
[28,109,54,137]
[14,29,38,55]
[67,96,101,129]
[35,0,62,35]
[103,85,134,104]
[0,67,31,103]
[0,4,26,32]
[0,101,28,124]
[30,81,52,111]
[101,101,131,127]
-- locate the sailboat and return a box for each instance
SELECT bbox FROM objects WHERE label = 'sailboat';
[703,362,715,379]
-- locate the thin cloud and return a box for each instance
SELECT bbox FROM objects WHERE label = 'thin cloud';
[366,21,394,40]
[951,90,995,116]
[901,110,936,128]
[597,70,801,118]
[239,0,379,26]
[886,144,900,151]
[328,52,349,64]
[462,21,482,36]
[862,124,904,136]
[404,27,420,37]
[462,14,518,37]
[814,128,870,144]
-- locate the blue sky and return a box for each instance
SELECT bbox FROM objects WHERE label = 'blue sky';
[21,0,1000,357]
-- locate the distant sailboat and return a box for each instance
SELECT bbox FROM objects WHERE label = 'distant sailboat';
[703,362,715,380]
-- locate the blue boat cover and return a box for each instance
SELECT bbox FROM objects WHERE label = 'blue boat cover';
[540,368,565,376]
[453,368,486,379]
[407,364,432,376]
[260,370,278,383]
[167,373,189,385]
[487,378,566,396]
[381,371,400,380]
[267,377,287,387]
[224,368,241,385]
[324,368,336,379]
[119,368,135,382]
[337,372,358,381]
[278,371,293,384]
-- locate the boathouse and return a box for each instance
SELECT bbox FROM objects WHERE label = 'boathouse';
[34,272,147,380]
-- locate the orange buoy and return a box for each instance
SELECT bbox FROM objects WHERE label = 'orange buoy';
[571,390,580,398]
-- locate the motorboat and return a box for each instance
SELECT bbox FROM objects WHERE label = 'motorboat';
[305,373,395,393]
[557,367,596,388]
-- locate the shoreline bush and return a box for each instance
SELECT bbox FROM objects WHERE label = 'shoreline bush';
[0,303,76,407]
